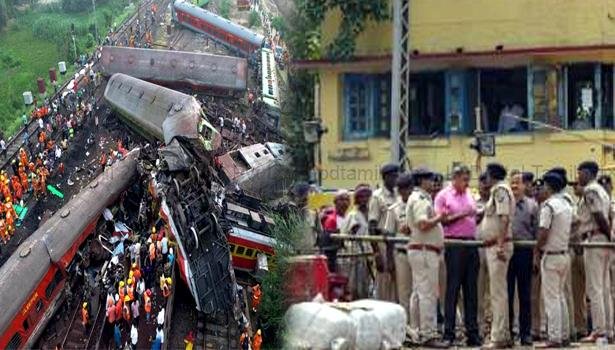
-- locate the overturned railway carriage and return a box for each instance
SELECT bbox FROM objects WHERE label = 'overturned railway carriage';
[0,150,139,350]
[99,46,248,96]
[172,0,264,56]
[104,73,221,151]
[105,73,238,315]
[217,142,292,200]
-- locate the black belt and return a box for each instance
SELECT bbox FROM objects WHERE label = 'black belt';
[544,250,568,255]
[396,248,407,254]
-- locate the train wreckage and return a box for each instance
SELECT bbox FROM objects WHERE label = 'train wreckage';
[99,46,248,96]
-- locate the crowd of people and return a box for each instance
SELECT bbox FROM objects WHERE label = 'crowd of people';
[293,160,615,349]
[0,70,101,245]
[91,221,177,350]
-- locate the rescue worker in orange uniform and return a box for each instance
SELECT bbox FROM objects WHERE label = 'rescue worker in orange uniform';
[118,280,126,301]
[252,329,262,350]
[149,240,156,263]
[81,302,89,334]
[38,130,46,146]
[19,148,28,168]
[251,284,262,312]
[0,219,7,244]
[19,169,28,193]
[5,203,15,237]
[144,289,152,321]
[11,175,22,200]
[126,278,135,301]
[39,168,48,196]
[131,263,141,283]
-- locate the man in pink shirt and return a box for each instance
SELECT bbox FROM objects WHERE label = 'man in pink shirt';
[435,165,481,347]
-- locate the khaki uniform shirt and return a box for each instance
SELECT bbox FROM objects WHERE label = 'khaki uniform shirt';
[369,187,399,230]
[480,181,515,241]
[577,180,610,235]
[539,195,573,252]
[405,188,444,247]
[384,198,408,249]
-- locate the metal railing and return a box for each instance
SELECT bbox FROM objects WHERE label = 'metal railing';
[330,234,615,249]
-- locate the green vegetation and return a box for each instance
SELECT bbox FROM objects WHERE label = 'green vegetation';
[219,0,230,19]
[270,16,286,37]
[192,0,209,7]
[248,10,260,28]
[260,212,306,348]
[0,0,135,136]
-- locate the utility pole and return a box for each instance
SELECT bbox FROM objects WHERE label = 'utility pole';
[390,0,411,168]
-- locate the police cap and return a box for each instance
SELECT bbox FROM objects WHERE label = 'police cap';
[486,162,507,181]
[396,172,413,189]
[412,166,434,181]
[521,172,534,184]
[380,163,400,176]
[548,167,568,185]
[577,161,599,177]
[542,172,565,193]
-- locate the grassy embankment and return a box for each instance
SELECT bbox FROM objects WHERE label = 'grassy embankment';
[0,0,136,137]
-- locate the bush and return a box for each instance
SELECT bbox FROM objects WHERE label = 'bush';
[271,16,286,36]
[219,0,230,19]
[85,33,95,48]
[248,10,261,28]
[259,212,307,348]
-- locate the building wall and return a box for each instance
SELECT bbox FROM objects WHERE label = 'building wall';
[321,0,615,57]
[319,71,615,189]
[317,1,615,189]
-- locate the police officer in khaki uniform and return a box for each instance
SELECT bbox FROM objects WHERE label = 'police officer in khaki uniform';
[597,174,615,337]
[577,161,612,342]
[369,163,400,302]
[384,173,413,325]
[549,167,576,339]
[405,167,448,348]
[534,172,573,348]
[481,163,515,349]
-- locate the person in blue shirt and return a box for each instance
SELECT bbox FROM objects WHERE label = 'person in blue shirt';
[114,323,122,349]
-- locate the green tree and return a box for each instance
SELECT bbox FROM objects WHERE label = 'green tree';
[248,10,260,28]
[219,0,230,19]
[271,16,286,37]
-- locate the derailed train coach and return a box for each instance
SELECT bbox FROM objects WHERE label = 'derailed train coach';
[104,73,222,152]
[0,150,140,350]
[104,73,239,314]
[172,0,264,56]
[99,46,248,96]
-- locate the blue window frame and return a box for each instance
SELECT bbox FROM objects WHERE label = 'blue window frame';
[343,73,391,140]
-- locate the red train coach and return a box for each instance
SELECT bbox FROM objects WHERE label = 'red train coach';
[0,150,139,349]
[172,0,265,56]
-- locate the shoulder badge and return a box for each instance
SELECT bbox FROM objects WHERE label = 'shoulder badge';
[495,188,507,203]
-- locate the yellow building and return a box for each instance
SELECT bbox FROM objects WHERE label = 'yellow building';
[296,0,615,189]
